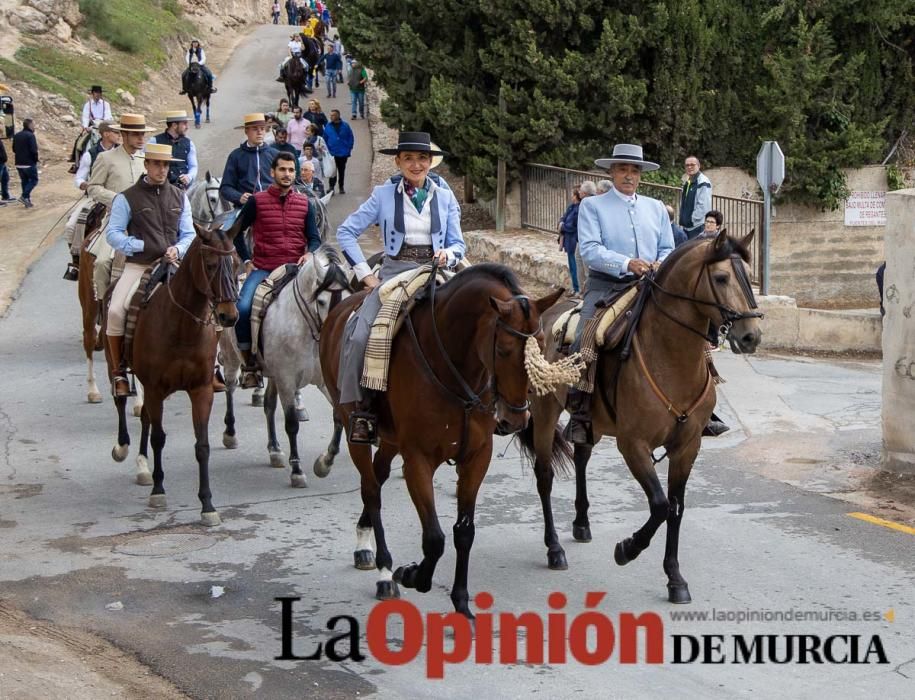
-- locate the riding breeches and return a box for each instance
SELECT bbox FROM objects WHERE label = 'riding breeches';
[64,199,95,254]
[107,262,147,337]
[337,257,417,405]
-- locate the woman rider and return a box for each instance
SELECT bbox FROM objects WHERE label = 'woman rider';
[180,39,216,95]
[336,132,464,443]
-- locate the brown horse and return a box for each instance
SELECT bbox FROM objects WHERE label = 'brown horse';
[107,224,239,525]
[320,264,567,618]
[520,231,762,604]
[77,203,108,404]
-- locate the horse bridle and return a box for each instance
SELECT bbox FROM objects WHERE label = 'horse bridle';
[291,264,348,341]
[166,240,238,326]
[648,248,763,343]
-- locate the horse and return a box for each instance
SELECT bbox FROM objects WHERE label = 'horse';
[320,263,569,617]
[297,34,323,92]
[520,231,763,604]
[219,246,353,487]
[187,172,229,226]
[107,225,239,524]
[184,62,213,128]
[284,50,310,109]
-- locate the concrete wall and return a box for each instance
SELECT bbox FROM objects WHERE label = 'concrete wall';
[882,188,915,474]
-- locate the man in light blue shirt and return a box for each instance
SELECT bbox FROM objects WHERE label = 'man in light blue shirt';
[566,143,674,444]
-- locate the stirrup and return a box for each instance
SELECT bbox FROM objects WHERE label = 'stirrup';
[348,412,378,445]
[240,368,262,390]
[113,373,135,398]
[63,263,79,281]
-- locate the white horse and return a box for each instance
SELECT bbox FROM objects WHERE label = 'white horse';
[188,171,230,225]
[220,245,353,487]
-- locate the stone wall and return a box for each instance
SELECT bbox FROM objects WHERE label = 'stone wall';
[881,188,915,474]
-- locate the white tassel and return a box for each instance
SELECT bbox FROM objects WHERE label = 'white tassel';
[524,336,586,395]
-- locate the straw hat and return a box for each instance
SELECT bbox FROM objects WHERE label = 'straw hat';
[111,113,157,133]
[234,112,268,130]
[161,110,190,123]
[143,143,184,162]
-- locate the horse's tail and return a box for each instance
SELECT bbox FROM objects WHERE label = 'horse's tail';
[516,417,573,479]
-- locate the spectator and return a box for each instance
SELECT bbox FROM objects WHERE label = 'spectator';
[699,209,723,238]
[679,155,712,239]
[347,59,367,119]
[324,109,353,194]
[300,160,325,197]
[286,105,309,153]
[574,180,597,291]
[273,127,301,180]
[666,204,688,247]
[323,45,342,98]
[558,187,583,298]
[596,179,612,194]
[220,112,279,208]
[304,123,328,159]
[272,1,281,24]
[298,143,322,179]
[304,98,328,137]
[286,0,297,25]
[12,118,38,208]
[275,98,292,127]
[0,137,15,205]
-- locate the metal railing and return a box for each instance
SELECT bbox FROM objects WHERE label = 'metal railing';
[520,163,765,284]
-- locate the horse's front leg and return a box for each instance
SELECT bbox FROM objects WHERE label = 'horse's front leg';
[111,394,131,462]
[205,97,210,124]
[449,442,493,619]
[394,451,445,597]
[572,443,594,542]
[276,379,306,488]
[189,385,219,526]
[132,379,144,418]
[529,401,570,569]
[145,391,168,510]
[222,377,237,449]
[135,405,152,486]
[614,439,668,566]
[663,440,700,604]
[352,441,397,570]
[314,418,342,478]
[263,380,286,468]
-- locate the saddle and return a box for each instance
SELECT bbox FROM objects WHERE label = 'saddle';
[551,282,640,354]
[124,261,178,362]
[250,264,299,359]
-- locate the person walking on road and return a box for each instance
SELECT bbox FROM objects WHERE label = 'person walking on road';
[286,0,297,25]
[272,1,281,24]
[323,46,342,98]
[286,105,309,154]
[12,118,39,208]
[304,98,328,137]
[220,113,279,208]
[0,137,15,205]
[347,59,367,119]
[324,109,353,194]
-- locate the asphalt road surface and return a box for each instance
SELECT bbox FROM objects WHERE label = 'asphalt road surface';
[1,24,913,700]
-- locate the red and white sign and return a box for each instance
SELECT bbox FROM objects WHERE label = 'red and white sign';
[844,191,886,227]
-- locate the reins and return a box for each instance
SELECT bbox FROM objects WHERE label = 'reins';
[166,240,237,326]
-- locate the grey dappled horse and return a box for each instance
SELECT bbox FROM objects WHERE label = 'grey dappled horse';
[219,245,352,487]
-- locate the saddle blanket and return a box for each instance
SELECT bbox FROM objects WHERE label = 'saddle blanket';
[123,262,176,362]
[250,264,299,359]
[551,284,639,349]
[360,264,453,392]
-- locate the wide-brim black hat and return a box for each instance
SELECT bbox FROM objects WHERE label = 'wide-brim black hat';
[89,85,103,94]
[379,131,447,157]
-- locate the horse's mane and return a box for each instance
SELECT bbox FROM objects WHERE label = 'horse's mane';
[655,234,750,285]
[446,263,530,317]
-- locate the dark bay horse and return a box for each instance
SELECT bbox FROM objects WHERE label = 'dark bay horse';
[184,62,212,128]
[284,50,310,108]
[320,264,567,618]
[521,231,762,604]
[76,202,108,404]
[107,225,239,525]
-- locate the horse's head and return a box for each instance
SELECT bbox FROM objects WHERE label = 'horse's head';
[190,171,228,225]
[657,230,763,354]
[300,244,354,326]
[191,223,240,328]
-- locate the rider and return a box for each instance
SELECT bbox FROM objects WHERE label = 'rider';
[230,151,321,388]
[62,121,121,280]
[153,110,198,189]
[278,33,308,82]
[105,143,196,397]
[180,39,217,95]
[219,113,279,208]
[81,85,113,131]
[336,131,464,443]
[565,143,674,445]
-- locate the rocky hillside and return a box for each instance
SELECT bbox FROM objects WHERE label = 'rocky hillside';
[0,0,265,161]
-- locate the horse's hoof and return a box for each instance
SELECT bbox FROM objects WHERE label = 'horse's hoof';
[251,394,263,407]
[268,451,286,469]
[222,433,238,449]
[547,549,568,570]
[614,539,634,566]
[135,456,152,485]
[87,391,103,404]
[375,580,400,600]
[353,550,375,570]
[295,407,309,422]
[290,473,307,488]
[201,511,221,527]
[132,404,142,418]
[148,494,167,509]
[573,524,592,542]
[111,444,128,462]
[313,455,331,478]
[668,583,692,604]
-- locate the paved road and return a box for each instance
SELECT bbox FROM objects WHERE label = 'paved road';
[1,24,914,700]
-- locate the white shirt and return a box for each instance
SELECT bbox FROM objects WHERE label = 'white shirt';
[74,149,92,188]
[400,180,435,247]
[288,40,302,55]
[81,99,112,129]
[186,48,207,65]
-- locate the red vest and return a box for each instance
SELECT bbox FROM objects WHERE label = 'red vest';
[252,186,309,271]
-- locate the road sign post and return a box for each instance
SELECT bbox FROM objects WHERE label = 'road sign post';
[756,141,785,295]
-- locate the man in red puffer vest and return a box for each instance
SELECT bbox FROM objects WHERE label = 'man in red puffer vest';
[232,151,321,387]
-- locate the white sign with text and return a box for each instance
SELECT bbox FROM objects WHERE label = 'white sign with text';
[844,191,886,227]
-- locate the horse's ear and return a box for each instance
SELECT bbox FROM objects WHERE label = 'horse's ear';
[534,287,565,314]
[740,228,756,249]
[714,229,728,251]
[489,296,514,317]
[205,170,211,182]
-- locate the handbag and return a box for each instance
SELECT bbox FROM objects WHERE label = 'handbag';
[322,152,336,179]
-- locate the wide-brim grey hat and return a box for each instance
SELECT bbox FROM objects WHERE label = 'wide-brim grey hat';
[595,143,660,172]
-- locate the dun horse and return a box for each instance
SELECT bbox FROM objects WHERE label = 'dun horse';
[220,246,353,487]
[107,225,239,524]
[521,231,762,603]
[321,264,568,617]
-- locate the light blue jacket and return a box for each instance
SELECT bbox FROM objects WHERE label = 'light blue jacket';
[337,177,465,280]
[577,189,674,278]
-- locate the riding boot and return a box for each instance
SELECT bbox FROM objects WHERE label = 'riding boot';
[563,389,593,445]
[239,349,262,390]
[179,76,188,95]
[348,391,379,445]
[107,336,132,398]
[63,254,79,281]
[702,411,730,437]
